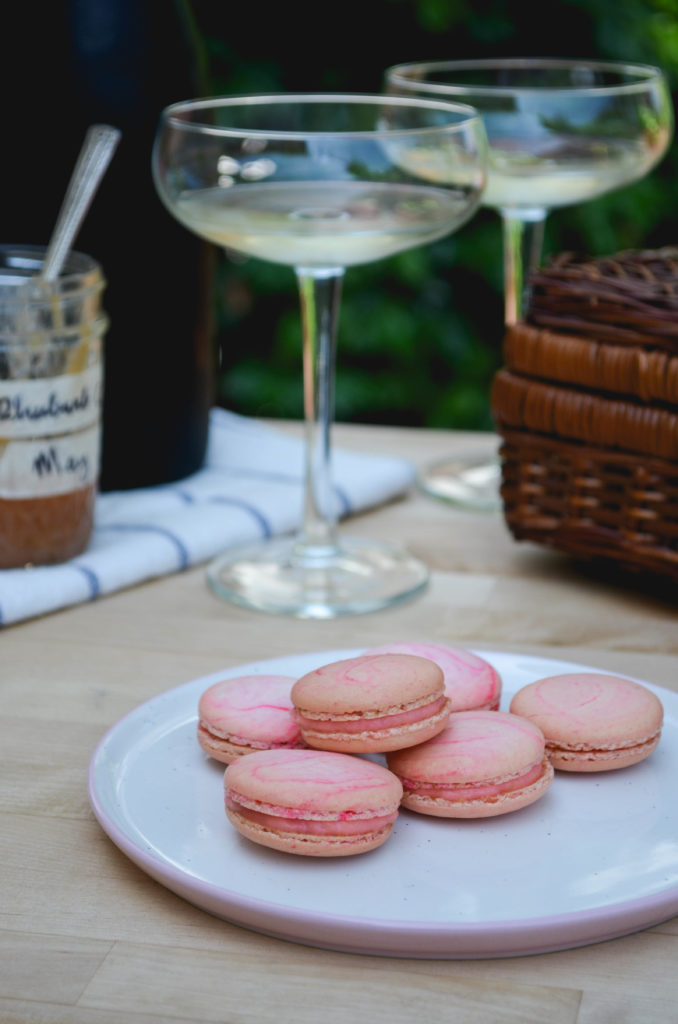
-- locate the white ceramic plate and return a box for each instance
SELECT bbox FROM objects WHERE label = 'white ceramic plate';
[88,649,678,958]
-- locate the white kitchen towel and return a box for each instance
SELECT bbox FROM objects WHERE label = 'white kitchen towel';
[0,408,416,626]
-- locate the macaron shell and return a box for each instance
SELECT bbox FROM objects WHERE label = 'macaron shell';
[509,673,664,772]
[386,711,553,818]
[388,710,547,783]
[224,808,397,857]
[546,736,662,773]
[291,653,445,715]
[366,641,502,711]
[197,728,246,763]
[224,748,403,816]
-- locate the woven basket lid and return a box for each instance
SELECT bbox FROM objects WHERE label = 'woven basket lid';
[528,248,678,351]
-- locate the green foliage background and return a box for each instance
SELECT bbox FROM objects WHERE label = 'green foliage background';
[188,0,678,430]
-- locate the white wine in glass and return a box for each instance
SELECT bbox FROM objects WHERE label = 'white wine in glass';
[153,94,487,617]
[386,58,673,509]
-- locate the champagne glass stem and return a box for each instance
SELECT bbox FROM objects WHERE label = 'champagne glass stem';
[501,208,547,325]
[295,266,344,560]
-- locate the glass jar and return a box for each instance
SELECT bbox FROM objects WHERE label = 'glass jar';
[0,245,107,567]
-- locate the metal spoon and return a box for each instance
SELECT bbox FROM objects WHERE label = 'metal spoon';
[41,123,121,281]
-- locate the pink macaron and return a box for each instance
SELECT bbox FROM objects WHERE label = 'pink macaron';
[509,672,664,772]
[386,710,554,818]
[366,641,502,711]
[223,748,404,856]
[291,653,451,753]
[197,674,304,764]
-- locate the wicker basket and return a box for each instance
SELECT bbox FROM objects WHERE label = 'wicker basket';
[498,428,678,579]
[492,249,678,580]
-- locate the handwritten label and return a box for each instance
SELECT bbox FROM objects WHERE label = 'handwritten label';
[0,365,102,439]
[0,424,100,498]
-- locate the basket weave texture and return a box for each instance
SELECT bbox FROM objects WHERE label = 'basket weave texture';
[528,247,678,349]
[492,250,678,580]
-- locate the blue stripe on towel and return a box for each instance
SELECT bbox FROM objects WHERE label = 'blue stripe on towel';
[333,485,352,517]
[100,523,191,569]
[73,564,101,599]
[173,488,273,538]
[173,489,197,504]
[206,497,273,538]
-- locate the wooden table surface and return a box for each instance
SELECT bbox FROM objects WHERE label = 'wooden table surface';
[2,422,677,1023]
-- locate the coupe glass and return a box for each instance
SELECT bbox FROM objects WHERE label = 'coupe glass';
[386,58,673,509]
[152,94,486,617]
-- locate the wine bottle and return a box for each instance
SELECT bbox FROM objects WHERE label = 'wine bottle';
[1,0,215,490]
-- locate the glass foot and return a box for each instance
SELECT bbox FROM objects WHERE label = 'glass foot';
[418,455,502,512]
[206,535,429,619]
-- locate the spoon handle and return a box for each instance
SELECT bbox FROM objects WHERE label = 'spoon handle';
[41,124,121,282]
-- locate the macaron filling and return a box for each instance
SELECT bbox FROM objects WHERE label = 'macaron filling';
[399,758,548,803]
[198,721,303,750]
[547,730,661,759]
[224,792,398,836]
[295,694,448,734]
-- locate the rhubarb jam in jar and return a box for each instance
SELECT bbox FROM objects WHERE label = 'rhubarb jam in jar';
[0,245,107,567]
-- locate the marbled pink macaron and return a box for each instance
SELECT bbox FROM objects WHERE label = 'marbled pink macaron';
[387,710,553,818]
[367,641,502,711]
[509,672,664,772]
[224,748,403,856]
[197,675,304,764]
[291,653,450,753]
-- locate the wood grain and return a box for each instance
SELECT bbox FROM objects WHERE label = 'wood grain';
[1,422,676,1023]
